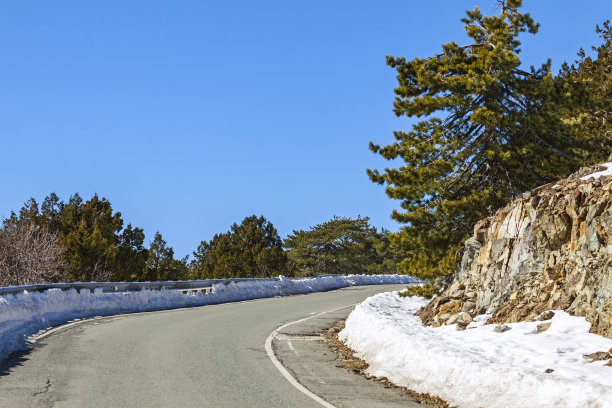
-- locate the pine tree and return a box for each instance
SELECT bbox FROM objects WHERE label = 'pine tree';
[283,216,391,276]
[116,224,148,281]
[145,232,188,281]
[59,194,122,281]
[368,0,593,294]
[557,20,611,160]
[190,215,287,279]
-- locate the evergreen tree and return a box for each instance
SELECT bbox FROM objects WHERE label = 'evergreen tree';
[190,215,287,279]
[40,192,62,232]
[190,233,232,279]
[116,224,148,281]
[375,229,405,275]
[557,21,611,159]
[284,216,392,276]
[19,198,42,225]
[368,0,594,294]
[58,194,122,281]
[145,232,188,281]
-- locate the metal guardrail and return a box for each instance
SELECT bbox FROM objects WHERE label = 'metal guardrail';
[0,275,344,296]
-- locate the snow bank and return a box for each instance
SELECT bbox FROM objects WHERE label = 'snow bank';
[340,292,612,408]
[0,274,415,362]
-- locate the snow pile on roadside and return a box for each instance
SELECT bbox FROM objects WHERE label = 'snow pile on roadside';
[339,292,612,408]
[0,274,416,361]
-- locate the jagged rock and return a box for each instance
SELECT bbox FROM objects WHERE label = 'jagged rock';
[438,299,462,316]
[446,314,459,325]
[584,351,612,362]
[464,291,476,299]
[538,311,555,321]
[539,293,550,302]
[537,322,552,333]
[474,219,490,244]
[448,281,465,292]
[457,312,472,326]
[493,325,511,333]
[448,289,464,299]
[462,301,476,312]
[418,163,612,337]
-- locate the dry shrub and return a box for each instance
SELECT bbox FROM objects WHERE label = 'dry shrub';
[0,222,65,286]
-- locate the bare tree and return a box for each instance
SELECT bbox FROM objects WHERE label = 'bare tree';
[0,222,65,287]
[82,258,113,283]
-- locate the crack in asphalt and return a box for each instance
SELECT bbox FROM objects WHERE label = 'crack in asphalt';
[32,377,51,397]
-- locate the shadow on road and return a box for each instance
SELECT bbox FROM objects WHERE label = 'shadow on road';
[0,348,34,378]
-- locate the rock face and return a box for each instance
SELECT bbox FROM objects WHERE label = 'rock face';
[419,164,612,337]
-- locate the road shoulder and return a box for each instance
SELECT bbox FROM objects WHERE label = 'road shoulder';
[272,306,425,408]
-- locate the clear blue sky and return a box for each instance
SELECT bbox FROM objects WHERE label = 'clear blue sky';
[0,1,609,258]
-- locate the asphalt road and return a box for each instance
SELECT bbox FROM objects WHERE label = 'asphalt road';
[0,284,407,408]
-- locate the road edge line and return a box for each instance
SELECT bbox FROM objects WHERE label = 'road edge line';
[264,305,355,408]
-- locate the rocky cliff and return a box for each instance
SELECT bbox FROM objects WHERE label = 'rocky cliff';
[419,163,612,337]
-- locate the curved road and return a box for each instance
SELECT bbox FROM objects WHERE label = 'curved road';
[0,284,406,408]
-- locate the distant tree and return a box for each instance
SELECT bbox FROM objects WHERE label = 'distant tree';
[368,0,595,295]
[2,193,165,283]
[57,194,122,281]
[145,232,188,281]
[375,229,405,274]
[116,224,148,281]
[0,222,64,286]
[190,233,232,279]
[191,215,287,279]
[40,192,62,232]
[283,216,393,276]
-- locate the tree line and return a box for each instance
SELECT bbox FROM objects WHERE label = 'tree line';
[368,0,610,295]
[0,193,187,286]
[0,194,395,286]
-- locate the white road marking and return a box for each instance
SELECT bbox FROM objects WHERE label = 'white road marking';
[264,304,355,408]
[29,293,356,408]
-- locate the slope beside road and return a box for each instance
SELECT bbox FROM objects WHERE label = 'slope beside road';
[0,284,413,408]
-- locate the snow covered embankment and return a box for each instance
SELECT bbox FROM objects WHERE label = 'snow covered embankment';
[340,292,612,408]
[0,274,416,362]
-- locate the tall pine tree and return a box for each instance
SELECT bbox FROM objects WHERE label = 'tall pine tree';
[368,0,594,294]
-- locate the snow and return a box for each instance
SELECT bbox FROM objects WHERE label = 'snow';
[581,162,612,181]
[340,292,612,408]
[0,274,416,362]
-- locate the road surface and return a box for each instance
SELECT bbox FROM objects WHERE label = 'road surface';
[0,284,409,408]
